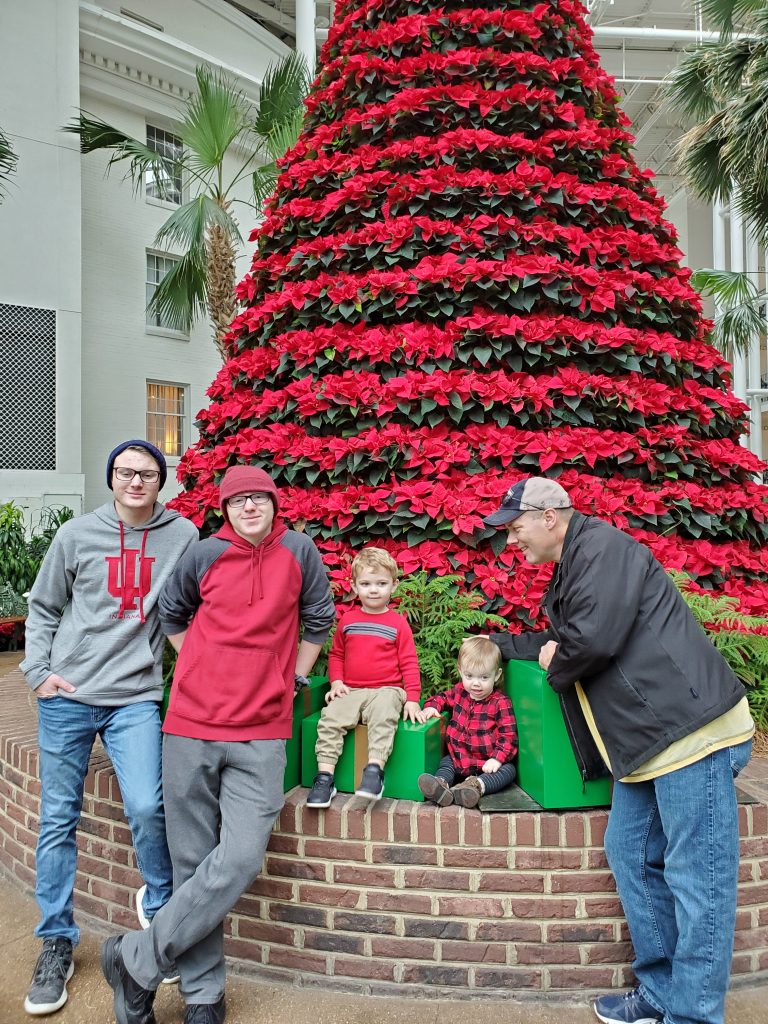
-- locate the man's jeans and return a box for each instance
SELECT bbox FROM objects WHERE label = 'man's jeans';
[604,740,753,1024]
[35,696,173,944]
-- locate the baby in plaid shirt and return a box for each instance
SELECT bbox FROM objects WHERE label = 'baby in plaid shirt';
[419,637,517,808]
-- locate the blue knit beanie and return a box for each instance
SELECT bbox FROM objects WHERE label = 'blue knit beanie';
[106,440,168,489]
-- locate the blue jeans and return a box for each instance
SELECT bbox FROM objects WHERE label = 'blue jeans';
[35,696,173,944]
[604,740,752,1024]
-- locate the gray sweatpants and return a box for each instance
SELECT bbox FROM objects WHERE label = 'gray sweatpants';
[121,734,286,1004]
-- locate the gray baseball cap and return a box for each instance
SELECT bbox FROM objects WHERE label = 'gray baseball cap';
[483,477,571,527]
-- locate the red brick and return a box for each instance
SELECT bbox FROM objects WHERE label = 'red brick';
[231,894,263,917]
[89,879,130,906]
[474,967,542,989]
[741,837,768,857]
[547,922,614,942]
[112,824,132,846]
[333,957,396,982]
[488,815,512,847]
[370,843,438,865]
[401,964,469,986]
[735,909,755,931]
[238,919,297,946]
[370,936,435,960]
[737,882,768,907]
[265,856,327,881]
[731,953,755,975]
[443,847,508,868]
[110,864,142,887]
[415,806,437,844]
[12,859,35,888]
[441,940,506,964]
[298,883,361,908]
[404,868,470,891]
[462,811,484,846]
[438,896,504,918]
[477,871,545,893]
[403,919,469,940]
[333,910,397,934]
[739,861,756,882]
[268,948,328,974]
[333,864,397,887]
[549,966,615,988]
[79,816,112,841]
[584,941,633,964]
[759,859,768,881]
[551,871,616,894]
[752,803,768,835]
[270,903,328,927]
[392,805,412,842]
[438,806,461,844]
[369,807,391,841]
[304,839,367,861]
[514,849,582,870]
[72,891,110,922]
[267,833,300,855]
[586,849,610,869]
[367,891,432,914]
[564,814,587,847]
[510,898,578,919]
[476,920,543,942]
[278,795,300,833]
[516,943,580,964]
[223,937,264,962]
[248,876,294,901]
[344,808,366,841]
[319,800,347,840]
[512,814,536,846]
[733,925,768,950]
[583,897,624,917]
[303,931,365,955]
[587,811,609,846]
[539,813,561,847]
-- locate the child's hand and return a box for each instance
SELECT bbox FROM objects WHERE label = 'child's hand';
[403,700,425,723]
[421,706,440,721]
[326,680,350,702]
[483,758,502,774]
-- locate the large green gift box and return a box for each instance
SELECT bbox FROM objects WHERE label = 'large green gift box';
[504,659,611,810]
[285,676,330,791]
[301,710,443,801]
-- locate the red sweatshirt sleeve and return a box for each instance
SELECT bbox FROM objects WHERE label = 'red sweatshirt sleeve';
[396,617,421,701]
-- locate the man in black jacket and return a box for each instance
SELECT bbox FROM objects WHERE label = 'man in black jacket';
[484,477,754,1024]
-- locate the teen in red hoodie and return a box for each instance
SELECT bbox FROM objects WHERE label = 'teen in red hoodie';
[101,465,334,1024]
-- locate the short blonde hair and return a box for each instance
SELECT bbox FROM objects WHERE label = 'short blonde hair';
[458,637,502,679]
[351,547,399,583]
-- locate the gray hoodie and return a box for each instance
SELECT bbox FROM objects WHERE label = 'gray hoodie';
[21,501,198,705]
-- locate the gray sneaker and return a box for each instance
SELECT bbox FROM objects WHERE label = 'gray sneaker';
[24,937,74,1016]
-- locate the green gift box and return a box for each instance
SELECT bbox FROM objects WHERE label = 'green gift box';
[285,675,330,792]
[301,709,443,801]
[504,659,611,810]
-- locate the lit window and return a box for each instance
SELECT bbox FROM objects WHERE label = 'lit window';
[146,252,184,332]
[146,382,186,458]
[146,125,182,204]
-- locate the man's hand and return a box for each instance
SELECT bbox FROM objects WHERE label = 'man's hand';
[325,679,350,702]
[421,706,440,721]
[482,757,502,774]
[403,701,425,723]
[538,640,559,671]
[35,673,76,699]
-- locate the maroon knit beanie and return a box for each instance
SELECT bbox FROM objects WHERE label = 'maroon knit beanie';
[218,465,280,521]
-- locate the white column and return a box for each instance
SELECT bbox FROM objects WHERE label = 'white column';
[746,235,764,460]
[729,198,749,407]
[296,0,317,79]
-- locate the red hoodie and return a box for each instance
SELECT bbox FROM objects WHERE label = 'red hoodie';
[159,519,335,742]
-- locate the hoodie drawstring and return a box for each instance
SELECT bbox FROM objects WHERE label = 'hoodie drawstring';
[138,529,148,624]
[117,521,127,620]
[117,521,148,623]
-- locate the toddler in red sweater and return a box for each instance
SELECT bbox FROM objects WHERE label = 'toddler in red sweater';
[306,548,423,807]
[419,637,518,808]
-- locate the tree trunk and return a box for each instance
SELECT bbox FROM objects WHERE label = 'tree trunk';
[206,214,237,361]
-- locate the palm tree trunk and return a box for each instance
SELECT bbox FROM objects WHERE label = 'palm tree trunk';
[206,214,237,361]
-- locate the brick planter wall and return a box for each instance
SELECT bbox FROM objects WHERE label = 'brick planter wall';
[1,676,768,998]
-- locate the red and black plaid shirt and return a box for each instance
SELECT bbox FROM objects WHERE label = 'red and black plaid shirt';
[424,684,518,774]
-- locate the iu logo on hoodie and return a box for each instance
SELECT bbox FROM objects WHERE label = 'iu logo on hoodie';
[105,549,155,618]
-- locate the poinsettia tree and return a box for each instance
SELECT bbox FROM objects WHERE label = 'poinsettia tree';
[171,0,768,627]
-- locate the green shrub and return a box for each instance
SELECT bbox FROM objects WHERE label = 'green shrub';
[0,502,74,594]
[0,582,27,618]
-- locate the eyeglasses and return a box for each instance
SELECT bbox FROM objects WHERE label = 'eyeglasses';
[227,492,272,509]
[113,467,161,483]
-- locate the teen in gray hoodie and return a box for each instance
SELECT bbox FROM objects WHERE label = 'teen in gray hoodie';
[20,440,197,1017]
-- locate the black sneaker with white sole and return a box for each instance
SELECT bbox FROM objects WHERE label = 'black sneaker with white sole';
[355,763,384,800]
[306,772,336,808]
[24,937,74,1016]
[101,934,156,1024]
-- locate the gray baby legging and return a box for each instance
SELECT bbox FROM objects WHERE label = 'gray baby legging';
[121,734,286,1005]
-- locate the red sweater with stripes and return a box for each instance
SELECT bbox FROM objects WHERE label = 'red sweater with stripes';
[328,607,421,702]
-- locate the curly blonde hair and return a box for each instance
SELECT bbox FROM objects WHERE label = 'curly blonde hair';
[351,547,399,583]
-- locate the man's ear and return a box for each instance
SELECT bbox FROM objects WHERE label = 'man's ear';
[542,508,558,529]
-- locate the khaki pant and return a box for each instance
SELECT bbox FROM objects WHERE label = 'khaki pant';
[315,686,406,767]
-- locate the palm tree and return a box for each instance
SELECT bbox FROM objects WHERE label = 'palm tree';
[0,126,19,203]
[665,0,768,356]
[64,55,309,359]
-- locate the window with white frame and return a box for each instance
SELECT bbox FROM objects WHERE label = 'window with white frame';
[146,251,185,332]
[145,125,182,204]
[146,381,186,458]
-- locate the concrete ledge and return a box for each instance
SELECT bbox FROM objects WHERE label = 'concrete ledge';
[2,668,768,998]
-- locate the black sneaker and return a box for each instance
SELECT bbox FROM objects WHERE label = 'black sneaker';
[184,996,226,1023]
[24,937,74,1016]
[306,772,336,808]
[594,988,663,1024]
[355,763,384,800]
[135,884,180,984]
[100,935,156,1024]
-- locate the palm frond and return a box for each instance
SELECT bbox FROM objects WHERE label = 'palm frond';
[146,247,207,334]
[264,108,306,162]
[154,194,241,253]
[690,268,767,357]
[674,112,732,202]
[252,163,279,209]
[62,113,181,199]
[698,0,765,34]
[0,126,19,202]
[665,44,727,118]
[180,65,252,176]
[253,51,309,139]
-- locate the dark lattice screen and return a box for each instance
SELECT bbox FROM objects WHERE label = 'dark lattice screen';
[0,303,56,470]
